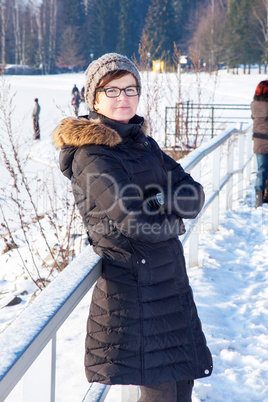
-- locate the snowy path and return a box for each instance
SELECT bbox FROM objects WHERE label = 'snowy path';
[187,186,268,401]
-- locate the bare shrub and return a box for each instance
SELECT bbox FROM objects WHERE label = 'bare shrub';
[133,33,166,141]
[164,45,218,155]
[0,76,83,291]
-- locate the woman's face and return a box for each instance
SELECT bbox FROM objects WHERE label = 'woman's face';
[94,73,139,123]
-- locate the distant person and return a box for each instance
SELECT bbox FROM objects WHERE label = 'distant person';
[251,80,268,207]
[72,84,79,95]
[71,90,81,116]
[32,98,40,140]
[80,86,85,102]
[52,53,212,401]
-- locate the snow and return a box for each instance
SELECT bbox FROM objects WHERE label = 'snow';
[190,202,268,401]
[0,67,268,401]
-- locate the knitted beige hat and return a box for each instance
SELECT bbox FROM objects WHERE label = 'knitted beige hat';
[85,53,141,110]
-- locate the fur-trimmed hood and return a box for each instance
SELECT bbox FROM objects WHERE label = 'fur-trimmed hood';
[52,113,147,149]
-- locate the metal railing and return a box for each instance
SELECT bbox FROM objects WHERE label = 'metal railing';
[180,124,253,267]
[165,101,251,146]
[0,248,102,402]
[0,124,254,402]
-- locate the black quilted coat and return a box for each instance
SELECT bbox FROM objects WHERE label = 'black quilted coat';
[52,112,213,386]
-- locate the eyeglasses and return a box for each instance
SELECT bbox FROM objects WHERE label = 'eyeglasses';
[96,86,140,98]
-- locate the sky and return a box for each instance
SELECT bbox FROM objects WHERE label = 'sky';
[0,67,268,401]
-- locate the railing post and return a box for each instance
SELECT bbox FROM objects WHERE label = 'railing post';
[226,137,234,210]
[176,103,180,147]
[188,163,201,267]
[51,334,56,401]
[165,107,168,147]
[23,337,56,402]
[211,106,214,138]
[190,101,193,136]
[185,100,190,136]
[237,132,244,200]
[211,146,221,231]
[121,385,139,401]
[246,129,253,182]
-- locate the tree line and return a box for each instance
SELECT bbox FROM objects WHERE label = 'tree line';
[191,0,268,72]
[0,0,267,74]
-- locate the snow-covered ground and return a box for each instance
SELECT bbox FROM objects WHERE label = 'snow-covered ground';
[1,67,268,401]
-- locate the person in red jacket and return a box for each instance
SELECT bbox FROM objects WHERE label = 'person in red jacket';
[53,53,212,402]
[251,80,268,207]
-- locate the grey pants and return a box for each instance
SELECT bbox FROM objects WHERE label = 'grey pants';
[138,380,194,402]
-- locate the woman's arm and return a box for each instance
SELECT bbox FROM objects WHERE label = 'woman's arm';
[160,151,205,219]
[73,151,185,243]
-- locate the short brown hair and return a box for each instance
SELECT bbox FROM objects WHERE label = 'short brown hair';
[94,70,139,108]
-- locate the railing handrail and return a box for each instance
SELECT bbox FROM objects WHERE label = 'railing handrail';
[181,126,240,171]
[0,123,254,402]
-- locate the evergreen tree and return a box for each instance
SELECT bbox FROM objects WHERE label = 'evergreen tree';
[116,0,138,58]
[83,0,95,62]
[223,0,260,68]
[86,0,150,61]
[135,0,151,50]
[173,0,207,50]
[143,0,176,59]
[250,0,268,65]
[61,0,86,27]
[1,0,263,73]
[90,0,120,58]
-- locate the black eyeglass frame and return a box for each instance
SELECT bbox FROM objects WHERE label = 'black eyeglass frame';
[95,86,140,98]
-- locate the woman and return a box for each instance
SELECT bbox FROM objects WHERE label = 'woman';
[52,53,212,401]
[251,80,268,208]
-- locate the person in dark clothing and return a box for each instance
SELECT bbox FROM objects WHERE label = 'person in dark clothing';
[80,86,85,102]
[251,80,268,207]
[72,84,79,95]
[32,98,41,139]
[52,53,212,401]
[71,90,81,116]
